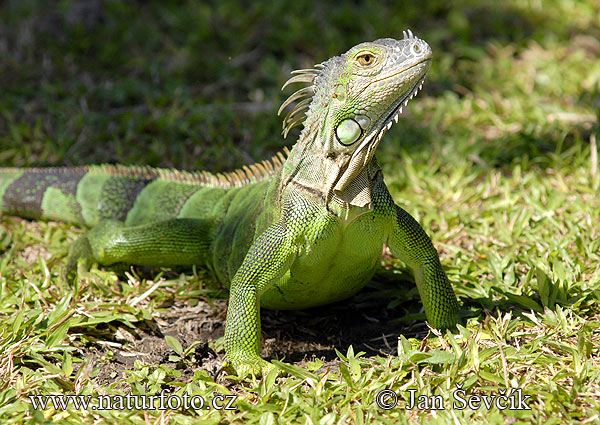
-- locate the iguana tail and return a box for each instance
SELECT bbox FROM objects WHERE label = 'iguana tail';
[0,163,282,282]
[0,166,152,226]
[0,166,232,227]
[0,152,288,228]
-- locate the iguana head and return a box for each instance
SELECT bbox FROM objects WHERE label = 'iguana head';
[280,31,432,208]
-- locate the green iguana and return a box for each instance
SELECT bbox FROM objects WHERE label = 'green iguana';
[0,31,459,377]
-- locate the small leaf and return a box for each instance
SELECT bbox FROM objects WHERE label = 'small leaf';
[265,365,279,389]
[479,370,504,385]
[45,318,72,348]
[271,360,318,381]
[12,310,25,335]
[259,412,276,425]
[420,350,455,365]
[339,363,355,390]
[165,335,183,355]
[397,335,415,361]
[493,286,543,313]
[537,266,551,308]
[62,353,73,377]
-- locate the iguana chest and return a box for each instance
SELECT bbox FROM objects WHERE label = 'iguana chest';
[260,204,389,310]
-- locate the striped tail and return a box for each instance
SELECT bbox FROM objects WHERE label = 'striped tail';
[0,152,289,227]
[0,165,205,227]
[1,167,102,225]
[0,166,205,227]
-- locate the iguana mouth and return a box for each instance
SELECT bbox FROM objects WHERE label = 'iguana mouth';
[379,71,427,135]
[331,72,428,205]
[351,71,427,164]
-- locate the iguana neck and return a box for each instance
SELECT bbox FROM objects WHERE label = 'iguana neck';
[280,112,382,212]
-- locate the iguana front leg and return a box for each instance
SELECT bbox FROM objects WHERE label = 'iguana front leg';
[388,205,460,329]
[66,216,294,377]
[224,221,295,377]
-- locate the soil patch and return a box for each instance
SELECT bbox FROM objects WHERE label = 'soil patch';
[79,274,426,385]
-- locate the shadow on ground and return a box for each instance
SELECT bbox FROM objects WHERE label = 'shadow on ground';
[78,273,428,385]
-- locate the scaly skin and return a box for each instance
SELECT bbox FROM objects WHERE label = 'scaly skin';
[0,31,460,377]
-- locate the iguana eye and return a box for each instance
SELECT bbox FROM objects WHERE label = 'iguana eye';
[357,54,374,66]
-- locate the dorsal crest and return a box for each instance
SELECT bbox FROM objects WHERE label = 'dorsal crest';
[1,148,291,190]
[92,148,291,188]
[277,66,323,138]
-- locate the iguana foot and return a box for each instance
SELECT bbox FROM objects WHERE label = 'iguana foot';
[224,355,278,378]
[62,234,119,286]
[429,312,460,330]
[63,235,94,284]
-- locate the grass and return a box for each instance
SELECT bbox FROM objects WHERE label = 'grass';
[1,0,599,423]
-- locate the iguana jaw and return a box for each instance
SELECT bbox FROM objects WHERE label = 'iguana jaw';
[379,71,427,135]
[344,70,428,177]
[331,54,431,205]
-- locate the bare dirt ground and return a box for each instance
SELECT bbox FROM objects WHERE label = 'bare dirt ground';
[80,274,427,386]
